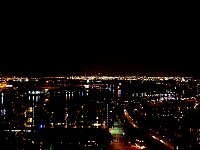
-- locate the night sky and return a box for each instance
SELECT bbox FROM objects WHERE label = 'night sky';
[1,8,199,77]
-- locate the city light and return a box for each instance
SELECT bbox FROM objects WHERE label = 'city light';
[0,75,199,149]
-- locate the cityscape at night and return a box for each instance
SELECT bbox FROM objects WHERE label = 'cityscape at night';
[0,75,200,149]
[1,5,199,149]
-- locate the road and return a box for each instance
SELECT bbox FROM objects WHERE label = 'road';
[124,109,140,129]
[124,109,174,150]
[107,136,128,150]
[108,120,133,150]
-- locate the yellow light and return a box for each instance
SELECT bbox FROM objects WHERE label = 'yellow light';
[28,107,33,112]
[27,118,33,122]
[45,98,49,102]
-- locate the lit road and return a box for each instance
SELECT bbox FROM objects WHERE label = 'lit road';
[124,109,140,129]
[147,133,174,150]
[108,121,132,150]
[107,135,137,150]
[124,109,174,150]
[107,137,127,150]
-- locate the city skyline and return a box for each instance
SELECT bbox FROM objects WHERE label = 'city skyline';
[1,73,200,149]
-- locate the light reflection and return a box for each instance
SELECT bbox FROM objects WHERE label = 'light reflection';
[1,93,3,105]
[1,109,6,115]
[35,95,39,102]
[66,93,68,100]
[118,90,121,97]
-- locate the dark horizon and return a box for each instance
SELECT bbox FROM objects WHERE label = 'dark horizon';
[1,9,199,77]
[1,46,199,77]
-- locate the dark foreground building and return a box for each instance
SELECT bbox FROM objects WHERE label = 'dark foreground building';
[0,128,113,149]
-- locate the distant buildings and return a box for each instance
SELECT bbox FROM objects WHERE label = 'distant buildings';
[0,75,199,149]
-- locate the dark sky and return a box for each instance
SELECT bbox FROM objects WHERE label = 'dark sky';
[1,8,199,77]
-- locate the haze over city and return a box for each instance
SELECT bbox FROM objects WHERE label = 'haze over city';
[1,46,199,77]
